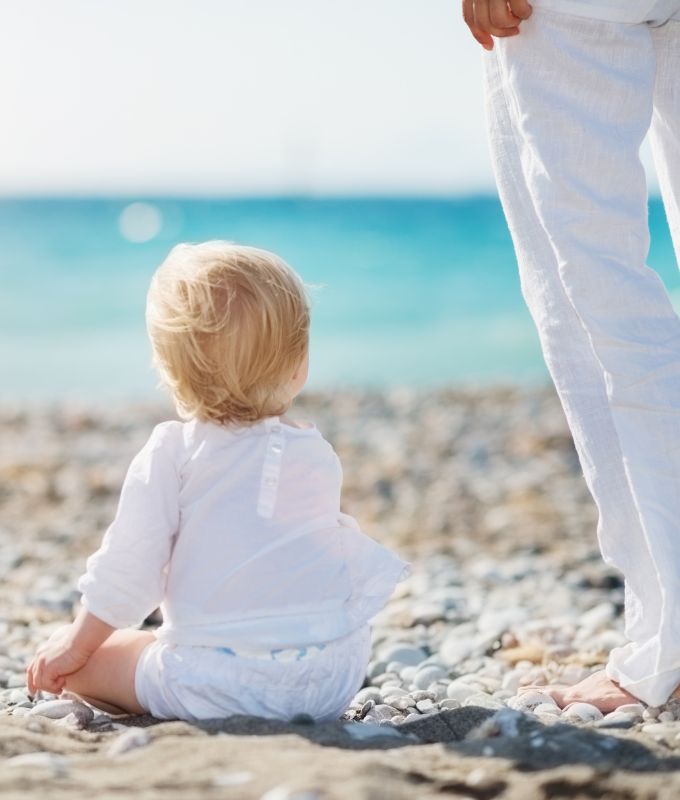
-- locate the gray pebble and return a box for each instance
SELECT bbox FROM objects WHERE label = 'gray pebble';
[379,645,428,667]
[412,665,447,689]
[353,687,382,705]
[366,660,387,680]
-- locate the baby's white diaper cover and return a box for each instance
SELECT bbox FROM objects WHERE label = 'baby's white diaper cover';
[134,624,372,723]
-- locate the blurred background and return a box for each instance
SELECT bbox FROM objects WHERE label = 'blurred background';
[1,0,678,404]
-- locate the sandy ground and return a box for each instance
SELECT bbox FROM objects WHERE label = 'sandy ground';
[1,387,679,799]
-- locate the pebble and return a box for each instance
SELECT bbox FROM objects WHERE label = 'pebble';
[5,392,680,755]
[106,728,151,757]
[463,693,505,710]
[213,771,254,787]
[386,696,415,711]
[378,645,427,667]
[642,722,680,741]
[446,680,481,704]
[412,665,447,689]
[562,703,604,723]
[353,687,382,706]
[616,704,645,719]
[507,691,558,713]
[368,704,395,722]
[6,688,30,705]
[27,698,94,724]
[410,689,435,703]
[595,711,637,730]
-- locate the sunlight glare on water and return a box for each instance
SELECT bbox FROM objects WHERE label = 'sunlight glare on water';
[118,202,163,243]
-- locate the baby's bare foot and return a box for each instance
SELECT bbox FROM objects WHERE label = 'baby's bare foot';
[520,670,638,713]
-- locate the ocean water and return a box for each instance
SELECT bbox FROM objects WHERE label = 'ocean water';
[1,197,678,403]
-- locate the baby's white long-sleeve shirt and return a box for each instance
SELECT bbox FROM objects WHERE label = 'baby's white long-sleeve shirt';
[77,416,410,649]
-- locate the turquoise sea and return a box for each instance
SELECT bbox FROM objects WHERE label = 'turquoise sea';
[1,197,679,404]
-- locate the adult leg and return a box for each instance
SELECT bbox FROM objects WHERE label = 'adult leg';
[63,629,155,715]
[649,21,680,262]
[486,8,680,707]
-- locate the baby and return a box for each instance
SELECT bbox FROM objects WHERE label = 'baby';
[26,242,410,722]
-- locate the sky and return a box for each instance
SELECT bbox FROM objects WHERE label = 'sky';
[0,0,659,196]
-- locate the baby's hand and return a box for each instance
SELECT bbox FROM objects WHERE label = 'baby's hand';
[462,0,532,51]
[26,624,91,696]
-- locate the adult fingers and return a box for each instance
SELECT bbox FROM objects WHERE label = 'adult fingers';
[462,0,494,50]
[26,662,36,696]
[473,0,520,37]
[509,0,533,19]
[489,0,518,28]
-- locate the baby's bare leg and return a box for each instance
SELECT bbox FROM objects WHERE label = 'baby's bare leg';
[63,629,155,715]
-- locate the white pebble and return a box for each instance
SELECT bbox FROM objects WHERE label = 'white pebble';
[533,703,561,716]
[28,699,94,724]
[562,702,604,723]
[106,728,151,757]
[463,693,504,710]
[413,666,447,690]
[446,680,481,703]
[616,703,645,718]
[507,691,557,712]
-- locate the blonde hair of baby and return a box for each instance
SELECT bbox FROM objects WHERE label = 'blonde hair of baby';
[146,241,310,425]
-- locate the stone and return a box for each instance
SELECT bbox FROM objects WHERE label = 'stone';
[344,721,404,740]
[352,686,383,705]
[366,660,387,680]
[378,645,428,667]
[595,711,637,730]
[642,722,680,740]
[412,665,447,689]
[562,703,604,723]
[410,689,435,703]
[428,683,448,702]
[106,728,151,757]
[616,703,644,718]
[372,672,400,688]
[462,693,504,710]
[371,704,396,722]
[387,696,415,711]
[507,691,558,713]
[28,698,94,724]
[529,703,558,716]
[501,671,522,693]
[446,680,480,704]
[6,688,30,705]
[498,645,543,665]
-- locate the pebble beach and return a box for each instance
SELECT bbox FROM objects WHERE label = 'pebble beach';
[2,386,680,799]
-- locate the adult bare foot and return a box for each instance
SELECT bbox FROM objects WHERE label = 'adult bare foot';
[519,669,639,713]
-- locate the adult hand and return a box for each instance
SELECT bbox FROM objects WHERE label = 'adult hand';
[462,0,533,50]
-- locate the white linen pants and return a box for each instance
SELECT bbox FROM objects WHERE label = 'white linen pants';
[484,2,680,706]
